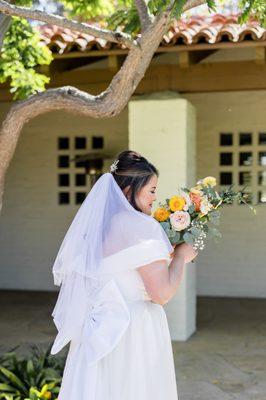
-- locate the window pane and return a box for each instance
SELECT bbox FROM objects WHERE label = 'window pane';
[76,192,87,204]
[258,152,266,166]
[220,172,232,185]
[220,152,232,166]
[58,174,70,186]
[75,155,86,168]
[239,171,251,185]
[58,137,69,150]
[258,171,266,185]
[75,174,87,186]
[239,193,253,205]
[258,190,266,203]
[239,133,252,146]
[220,133,233,146]
[239,152,252,166]
[259,133,266,145]
[58,155,69,168]
[59,192,70,204]
[75,137,86,149]
[92,136,104,149]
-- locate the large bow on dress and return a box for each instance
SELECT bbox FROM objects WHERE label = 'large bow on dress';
[51,277,131,366]
[81,278,131,365]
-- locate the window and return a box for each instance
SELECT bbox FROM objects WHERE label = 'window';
[76,192,87,204]
[58,155,69,168]
[75,137,86,149]
[218,131,266,205]
[92,136,104,149]
[57,135,91,205]
[239,152,252,166]
[258,133,266,145]
[75,174,86,186]
[258,152,266,166]
[58,137,69,150]
[239,171,251,185]
[239,133,252,146]
[258,190,266,203]
[220,133,233,146]
[220,172,232,185]
[58,174,70,186]
[220,152,233,166]
[59,192,70,205]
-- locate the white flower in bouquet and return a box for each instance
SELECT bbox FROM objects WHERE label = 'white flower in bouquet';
[177,190,192,211]
[170,211,191,232]
[200,197,213,216]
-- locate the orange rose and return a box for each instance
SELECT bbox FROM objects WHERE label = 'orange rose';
[154,208,170,222]
[189,192,201,212]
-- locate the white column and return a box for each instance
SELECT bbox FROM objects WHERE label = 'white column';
[128,92,197,340]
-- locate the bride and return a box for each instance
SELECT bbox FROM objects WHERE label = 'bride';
[50,150,197,400]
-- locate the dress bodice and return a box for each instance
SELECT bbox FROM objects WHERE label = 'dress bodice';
[98,269,152,302]
[98,239,172,303]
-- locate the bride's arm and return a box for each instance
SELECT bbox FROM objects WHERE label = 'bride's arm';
[137,243,197,306]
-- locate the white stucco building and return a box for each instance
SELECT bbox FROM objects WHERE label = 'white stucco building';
[0,14,265,341]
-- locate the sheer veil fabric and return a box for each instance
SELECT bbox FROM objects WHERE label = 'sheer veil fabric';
[51,172,173,354]
[51,172,173,357]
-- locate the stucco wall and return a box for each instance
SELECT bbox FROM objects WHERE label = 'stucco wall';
[0,104,128,290]
[183,90,266,298]
[1,89,266,298]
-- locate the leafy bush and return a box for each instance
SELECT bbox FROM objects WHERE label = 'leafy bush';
[0,344,65,400]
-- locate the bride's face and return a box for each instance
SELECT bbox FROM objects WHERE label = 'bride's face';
[124,174,158,215]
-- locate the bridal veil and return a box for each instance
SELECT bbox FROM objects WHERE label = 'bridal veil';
[50,172,173,362]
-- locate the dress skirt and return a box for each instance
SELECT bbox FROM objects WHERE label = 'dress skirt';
[58,299,179,400]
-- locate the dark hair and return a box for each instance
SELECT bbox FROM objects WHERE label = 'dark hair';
[111,150,158,212]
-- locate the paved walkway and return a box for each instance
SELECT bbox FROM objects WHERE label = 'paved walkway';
[0,291,266,400]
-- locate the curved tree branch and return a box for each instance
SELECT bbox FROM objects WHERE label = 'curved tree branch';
[135,0,154,31]
[0,0,206,212]
[0,0,138,49]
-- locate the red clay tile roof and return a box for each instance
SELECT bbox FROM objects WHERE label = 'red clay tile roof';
[38,14,266,54]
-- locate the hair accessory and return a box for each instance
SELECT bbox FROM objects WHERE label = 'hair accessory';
[110,159,119,173]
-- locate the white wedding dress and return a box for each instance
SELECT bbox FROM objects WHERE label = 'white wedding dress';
[57,242,179,400]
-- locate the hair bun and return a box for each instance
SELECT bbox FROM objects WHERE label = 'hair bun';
[130,151,143,161]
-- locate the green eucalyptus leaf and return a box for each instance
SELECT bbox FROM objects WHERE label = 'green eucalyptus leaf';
[183,232,194,245]
[190,227,202,237]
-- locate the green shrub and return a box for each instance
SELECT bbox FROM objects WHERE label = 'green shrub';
[0,344,65,400]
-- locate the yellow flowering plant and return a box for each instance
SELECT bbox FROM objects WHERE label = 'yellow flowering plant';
[153,176,256,251]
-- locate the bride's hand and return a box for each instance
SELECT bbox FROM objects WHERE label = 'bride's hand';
[172,242,198,264]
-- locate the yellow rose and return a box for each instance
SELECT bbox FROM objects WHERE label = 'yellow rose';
[169,196,186,212]
[201,176,216,187]
[154,208,170,222]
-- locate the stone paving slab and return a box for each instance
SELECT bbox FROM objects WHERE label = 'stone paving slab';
[177,381,236,400]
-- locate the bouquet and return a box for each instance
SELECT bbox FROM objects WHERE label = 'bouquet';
[153,176,256,251]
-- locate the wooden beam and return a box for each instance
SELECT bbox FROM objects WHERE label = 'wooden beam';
[107,55,125,71]
[141,61,266,93]
[178,50,217,68]
[1,60,266,102]
[45,60,266,92]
